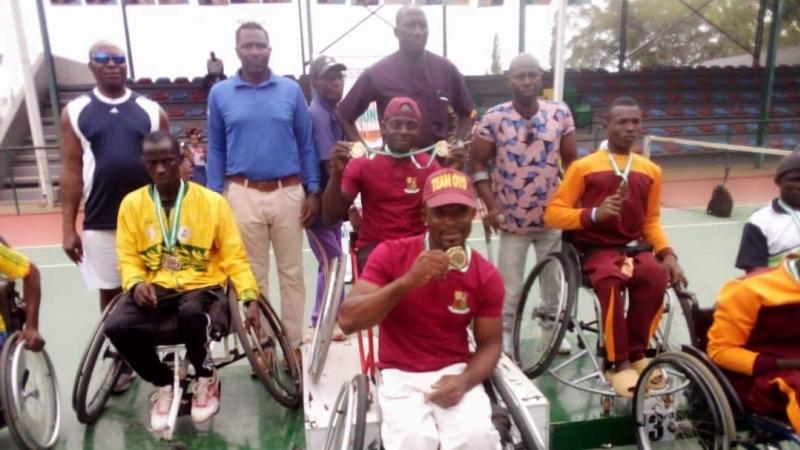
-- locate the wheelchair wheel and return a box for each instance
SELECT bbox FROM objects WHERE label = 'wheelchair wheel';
[324,374,368,450]
[633,351,735,450]
[491,371,545,450]
[512,252,578,378]
[72,294,125,424]
[0,332,61,449]
[309,256,347,384]
[230,293,302,409]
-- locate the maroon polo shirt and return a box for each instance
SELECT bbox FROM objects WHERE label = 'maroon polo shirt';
[338,51,475,148]
[341,153,440,249]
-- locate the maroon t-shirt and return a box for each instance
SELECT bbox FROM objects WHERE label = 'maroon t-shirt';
[342,154,440,249]
[338,51,476,148]
[360,235,504,372]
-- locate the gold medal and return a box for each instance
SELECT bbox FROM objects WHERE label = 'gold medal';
[350,142,366,159]
[446,246,468,271]
[434,140,450,158]
[162,254,181,272]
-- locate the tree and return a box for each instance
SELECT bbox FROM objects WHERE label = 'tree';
[565,0,800,69]
[490,33,502,74]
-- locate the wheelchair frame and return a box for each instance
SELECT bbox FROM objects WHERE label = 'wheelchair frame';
[0,279,61,450]
[632,290,800,449]
[512,243,692,410]
[71,286,301,440]
[310,246,546,450]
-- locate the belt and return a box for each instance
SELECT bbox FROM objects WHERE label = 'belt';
[227,174,301,193]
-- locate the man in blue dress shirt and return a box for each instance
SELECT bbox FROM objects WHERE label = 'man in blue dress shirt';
[207,22,320,352]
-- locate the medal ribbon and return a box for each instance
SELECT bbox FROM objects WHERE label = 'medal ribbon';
[154,180,186,253]
[358,141,447,169]
[778,199,800,237]
[601,140,633,185]
[786,257,800,283]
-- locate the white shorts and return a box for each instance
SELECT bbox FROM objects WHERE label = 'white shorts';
[79,230,121,290]
[379,362,501,450]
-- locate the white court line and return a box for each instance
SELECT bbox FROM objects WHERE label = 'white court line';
[39,263,74,269]
[29,220,742,266]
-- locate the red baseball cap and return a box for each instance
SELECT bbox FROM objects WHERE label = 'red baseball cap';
[423,168,477,209]
[383,97,422,121]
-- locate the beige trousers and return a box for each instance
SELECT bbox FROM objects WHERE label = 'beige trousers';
[225,181,306,346]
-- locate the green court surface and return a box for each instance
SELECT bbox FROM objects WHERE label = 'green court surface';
[0,204,761,449]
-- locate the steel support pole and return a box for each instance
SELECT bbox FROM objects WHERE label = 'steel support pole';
[35,0,60,138]
[618,0,628,72]
[755,0,782,168]
[442,2,448,58]
[297,0,307,74]
[120,2,135,80]
[753,0,768,66]
[518,0,526,53]
[553,0,567,101]
[306,0,314,58]
[10,0,54,206]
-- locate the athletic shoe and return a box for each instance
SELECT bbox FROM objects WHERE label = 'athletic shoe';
[191,371,220,423]
[558,338,572,355]
[113,363,137,394]
[149,385,174,431]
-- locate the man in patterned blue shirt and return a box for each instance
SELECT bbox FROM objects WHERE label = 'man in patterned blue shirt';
[470,53,577,352]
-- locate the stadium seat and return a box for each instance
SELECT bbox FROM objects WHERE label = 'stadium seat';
[170,124,183,135]
[148,91,169,101]
[170,91,189,101]
[155,77,172,85]
[712,107,731,117]
[782,137,798,149]
[682,107,699,118]
[649,93,668,103]
[682,125,701,135]
[711,92,729,102]
[647,127,666,136]
[698,106,713,117]
[772,105,792,116]
[189,91,207,102]
[666,107,684,118]
[647,108,668,119]
[191,76,205,84]
[666,126,684,136]
[187,107,205,118]
[167,107,186,118]
[681,93,700,102]
[743,106,760,116]
[173,77,190,84]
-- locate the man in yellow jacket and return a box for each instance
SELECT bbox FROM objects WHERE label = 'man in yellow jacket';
[708,256,800,433]
[105,130,260,431]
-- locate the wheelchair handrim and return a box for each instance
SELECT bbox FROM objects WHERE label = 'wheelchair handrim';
[633,352,734,450]
[2,332,62,449]
[513,252,577,378]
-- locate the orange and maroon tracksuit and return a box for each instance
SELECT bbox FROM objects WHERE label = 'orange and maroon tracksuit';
[544,150,672,365]
[708,263,800,432]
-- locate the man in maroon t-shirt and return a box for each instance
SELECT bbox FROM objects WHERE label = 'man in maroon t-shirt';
[321,97,441,270]
[338,168,503,450]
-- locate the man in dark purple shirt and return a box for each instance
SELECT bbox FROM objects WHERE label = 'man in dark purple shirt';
[307,55,347,330]
[338,5,476,148]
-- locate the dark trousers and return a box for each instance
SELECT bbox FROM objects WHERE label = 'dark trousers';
[104,286,229,387]
[582,250,668,365]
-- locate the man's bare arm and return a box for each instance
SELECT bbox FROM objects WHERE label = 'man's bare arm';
[59,110,84,263]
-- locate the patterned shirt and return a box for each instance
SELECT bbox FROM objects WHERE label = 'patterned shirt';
[477,100,575,233]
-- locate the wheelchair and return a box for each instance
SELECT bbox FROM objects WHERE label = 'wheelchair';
[311,247,545,450]
[632,290,800,449]
[0,279,61,450]
[511,240,692,411]
[71,286,302,438]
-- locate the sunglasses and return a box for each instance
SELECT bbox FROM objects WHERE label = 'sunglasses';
[91,52,126,66]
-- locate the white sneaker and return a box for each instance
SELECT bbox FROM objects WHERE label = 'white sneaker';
[558,338,572,355]
[149,385,174,431]
[191,372,220,423]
